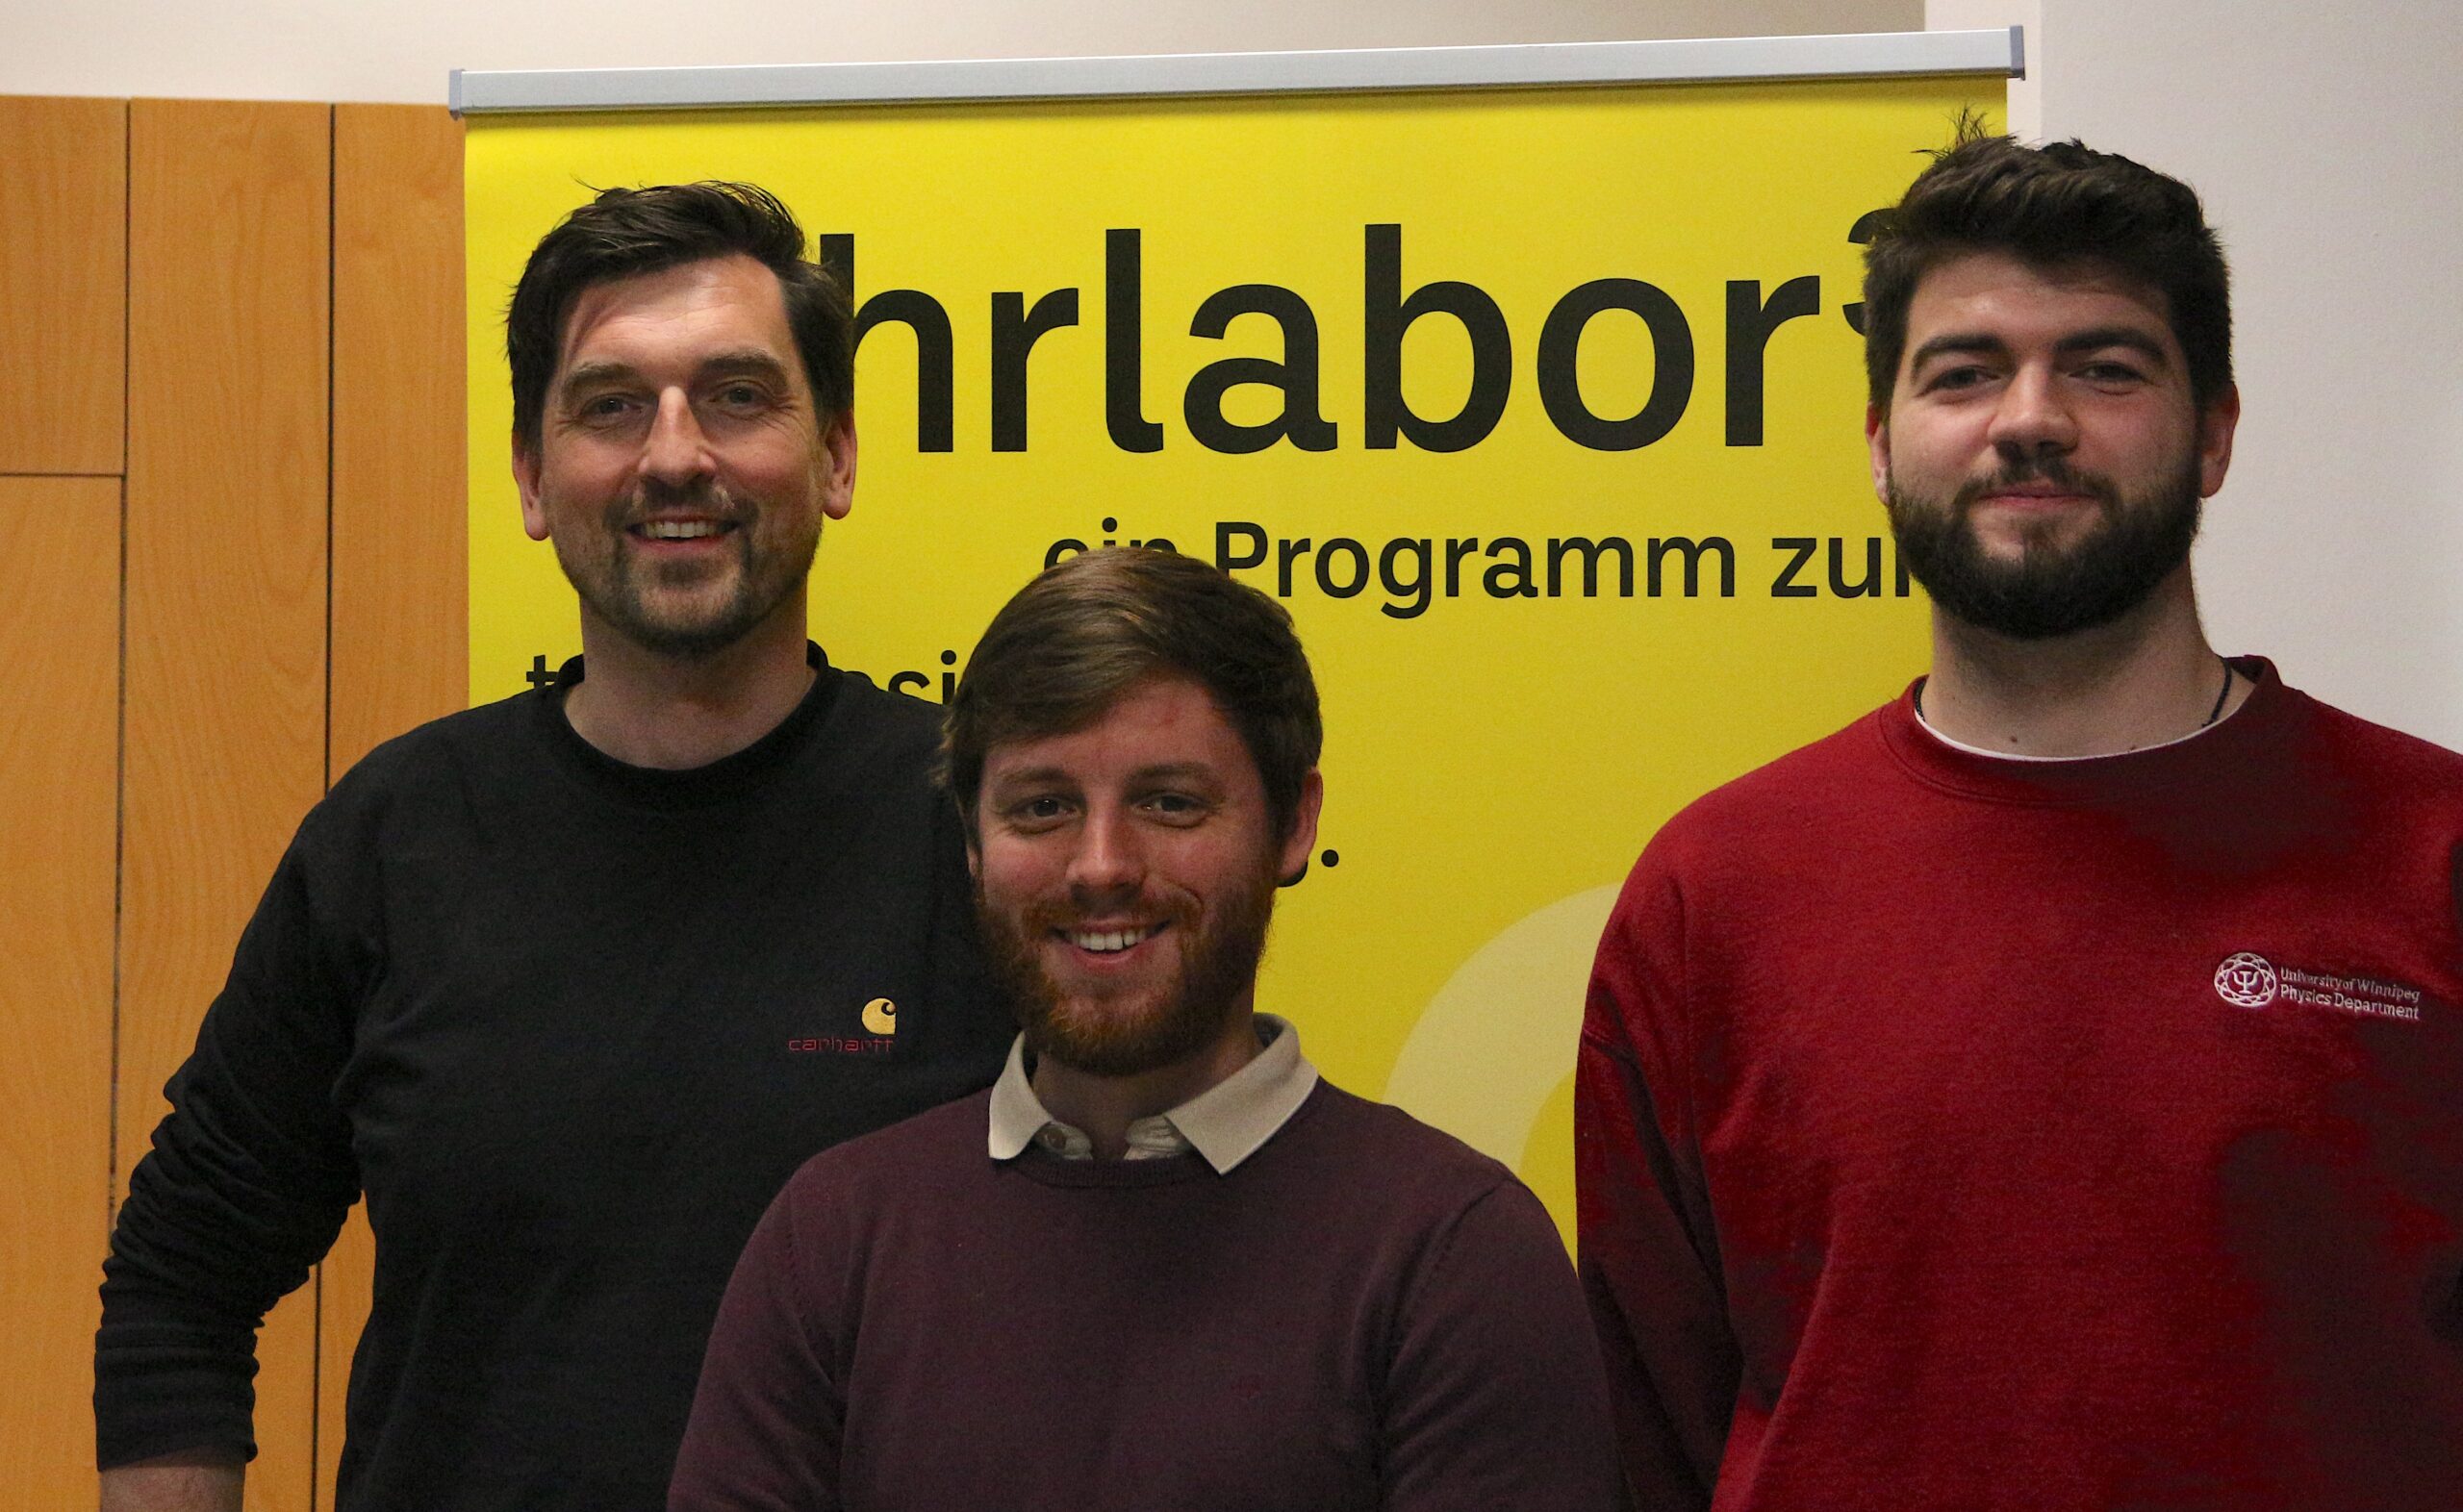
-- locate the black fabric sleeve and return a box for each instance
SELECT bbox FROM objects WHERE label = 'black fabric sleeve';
[668,1172,844,1511]
[920,781,1014,1071]
[95,812,368,1469]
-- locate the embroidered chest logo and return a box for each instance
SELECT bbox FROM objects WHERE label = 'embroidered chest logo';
[2213,952,2425,1022]
[861,996,899,1035]
[2214,952,2278,1007]
[787,997,900,1056]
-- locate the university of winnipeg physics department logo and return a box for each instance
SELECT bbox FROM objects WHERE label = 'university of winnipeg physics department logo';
[2212,951,2428,1022]
[2214,952,2279,1008]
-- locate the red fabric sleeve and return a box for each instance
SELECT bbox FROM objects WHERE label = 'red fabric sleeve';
[1576,852,1739,1512]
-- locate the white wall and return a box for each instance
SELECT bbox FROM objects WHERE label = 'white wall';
[1931,0,2463,748]
[2,1,1917,105]
[1925,0,2039,139]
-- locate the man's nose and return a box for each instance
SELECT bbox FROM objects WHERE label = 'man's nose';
[1065,808,1145,902]
[640,389,716,487]
[1988,365,2078,463]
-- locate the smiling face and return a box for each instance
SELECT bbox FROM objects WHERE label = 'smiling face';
[971,673,1321,1079]
[512,254,855,661]
[1868,250,2237,640]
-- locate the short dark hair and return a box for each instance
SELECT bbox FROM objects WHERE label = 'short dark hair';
[505,181,853,451]
[945,548,1323,843]
[1863,122,2233,414]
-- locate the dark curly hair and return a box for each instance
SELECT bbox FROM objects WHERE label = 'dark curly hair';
[1863,118,2232,414]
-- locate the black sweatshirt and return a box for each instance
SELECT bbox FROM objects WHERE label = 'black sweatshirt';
[97,647,1014,1510]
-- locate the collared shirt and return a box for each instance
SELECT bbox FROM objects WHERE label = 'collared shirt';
[986,1014,1320,1174]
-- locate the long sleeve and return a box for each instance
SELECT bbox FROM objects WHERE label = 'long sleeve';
[668,1177,843,1512]
[1576,852,1738,1511]
[1381,1181,1631,1512]
[95,817,368,1469]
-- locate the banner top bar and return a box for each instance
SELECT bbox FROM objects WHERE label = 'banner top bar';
[451,28,2022,117]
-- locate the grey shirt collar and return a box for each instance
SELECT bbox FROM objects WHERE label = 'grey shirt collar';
[986,1013,1319,1174]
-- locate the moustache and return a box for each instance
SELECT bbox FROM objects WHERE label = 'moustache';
[1010,892,1205,940]
[1950,458,2120,514]
[604,479,749,533]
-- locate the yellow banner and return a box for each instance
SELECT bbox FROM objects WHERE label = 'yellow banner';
[467,76,1994,1240]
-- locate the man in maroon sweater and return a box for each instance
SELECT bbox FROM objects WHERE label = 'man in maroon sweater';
[672,547,1626,1511]
[1579,130,2463,1510]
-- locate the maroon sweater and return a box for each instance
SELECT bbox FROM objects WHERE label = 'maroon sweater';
[673,1080,1626,1511]
[1579,661,2463,1511]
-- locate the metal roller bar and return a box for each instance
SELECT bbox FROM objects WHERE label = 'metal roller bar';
[452,28,2023,116]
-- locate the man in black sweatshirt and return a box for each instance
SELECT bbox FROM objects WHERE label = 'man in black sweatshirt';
[95,182,1013,1512]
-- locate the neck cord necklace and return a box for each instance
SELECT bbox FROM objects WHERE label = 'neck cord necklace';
[2197,654,2235,727]
[1916,654,2236,733]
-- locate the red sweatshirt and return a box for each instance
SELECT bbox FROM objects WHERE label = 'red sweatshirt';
[1579,661,2463,1511]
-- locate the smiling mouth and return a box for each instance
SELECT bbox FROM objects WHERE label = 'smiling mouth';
[1062,922,1167,954]
[631,519,735,541]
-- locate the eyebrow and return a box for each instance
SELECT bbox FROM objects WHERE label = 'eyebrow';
[987,761,1226,792]
[1908,326,2172,371]
[554,350,797,399]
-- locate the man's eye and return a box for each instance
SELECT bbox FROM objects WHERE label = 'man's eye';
[1923,365,1991,392]
[2075,361,2146,385]
[1003,795,1073,830]
[1142,793,1210,824]
[712,383,769,409]
[577,393,637,421]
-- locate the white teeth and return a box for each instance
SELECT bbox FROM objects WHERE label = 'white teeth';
[639,520,723,540]
[1070,925,1155,953]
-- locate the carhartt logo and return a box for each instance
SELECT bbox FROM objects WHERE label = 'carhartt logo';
[2215,952,2278,1008]
[788,997,900,1056]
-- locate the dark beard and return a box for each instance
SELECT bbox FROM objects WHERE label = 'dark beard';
[554,478,816,661]
[1887,455,2201,640]
[978,870,1277,1079]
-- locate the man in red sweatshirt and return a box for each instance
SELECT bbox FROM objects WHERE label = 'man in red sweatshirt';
[1578,128,2463,1511]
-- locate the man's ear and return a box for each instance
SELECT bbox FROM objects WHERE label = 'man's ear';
[2196,383,2240,499]
[513,434,550,542]
[818,408,857,521]
[1277,769,1325,887]
[1865,402,1892,505]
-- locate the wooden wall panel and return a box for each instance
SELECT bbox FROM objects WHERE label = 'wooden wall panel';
[330,103,467,774]
[0,96,127,474]
[122,98,330,1512]
[0,478,121,1506]
[317,100,468,1502]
